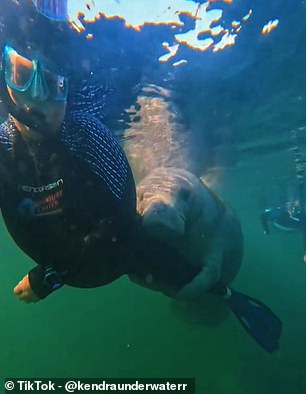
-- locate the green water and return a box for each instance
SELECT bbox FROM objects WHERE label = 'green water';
[1,149,305,394]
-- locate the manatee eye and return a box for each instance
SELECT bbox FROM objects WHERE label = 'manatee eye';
[178,188,191,202]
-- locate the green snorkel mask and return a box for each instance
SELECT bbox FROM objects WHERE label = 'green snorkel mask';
[3,45,68,101]
[0,45,68,130]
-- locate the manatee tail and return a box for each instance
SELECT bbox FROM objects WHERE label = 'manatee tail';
[211,284,282,353]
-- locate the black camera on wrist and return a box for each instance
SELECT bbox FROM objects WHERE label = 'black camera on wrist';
[44,265,63,291]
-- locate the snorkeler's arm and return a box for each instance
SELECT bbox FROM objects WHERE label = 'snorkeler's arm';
[176,237,223,301]
[61,113,129,200]
[28,265,67,299]
[28,266,54,299]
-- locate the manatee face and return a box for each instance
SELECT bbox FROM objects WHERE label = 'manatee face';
[142,199,186,237]
[137,188,186,240]
[136,168,198,241]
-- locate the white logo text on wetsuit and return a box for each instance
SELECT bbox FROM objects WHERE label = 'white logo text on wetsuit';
[20,178,64,193]
[19,179,64,217]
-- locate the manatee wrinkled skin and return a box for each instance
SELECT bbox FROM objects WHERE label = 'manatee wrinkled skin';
[130,167,243,301]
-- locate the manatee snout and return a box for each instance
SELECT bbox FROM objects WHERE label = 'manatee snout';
[141,200,185,238]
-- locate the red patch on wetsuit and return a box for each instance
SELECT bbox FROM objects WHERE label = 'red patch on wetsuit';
[34,190,64,216]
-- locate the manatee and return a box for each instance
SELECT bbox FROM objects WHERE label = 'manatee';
[129,167,243,302]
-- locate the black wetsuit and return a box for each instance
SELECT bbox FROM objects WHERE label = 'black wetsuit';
[0,113,136,299]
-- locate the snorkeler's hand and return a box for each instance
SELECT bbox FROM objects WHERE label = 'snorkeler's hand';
[14,274,41,303]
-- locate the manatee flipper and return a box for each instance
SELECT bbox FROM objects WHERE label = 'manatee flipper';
[211,284,282,353]
[176,240,223,301]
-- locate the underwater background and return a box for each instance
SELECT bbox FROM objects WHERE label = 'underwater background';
[0,1,306,393]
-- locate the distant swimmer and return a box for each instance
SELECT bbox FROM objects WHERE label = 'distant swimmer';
[130,167,282,352]
[260,124,306,262]
[261,196,306,262]
[261,201,305,235]
[0,44,137,302]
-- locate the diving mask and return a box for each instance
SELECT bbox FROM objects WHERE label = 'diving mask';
[2,45,68,101]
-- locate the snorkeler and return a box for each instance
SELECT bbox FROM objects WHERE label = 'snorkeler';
[261,200,305,234]
[0,42,282,353]
[261,127,306,261]
[0,44,137,302]
[261,196,306,262]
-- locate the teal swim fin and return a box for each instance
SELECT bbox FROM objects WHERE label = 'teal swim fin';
[211,284,282,353]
